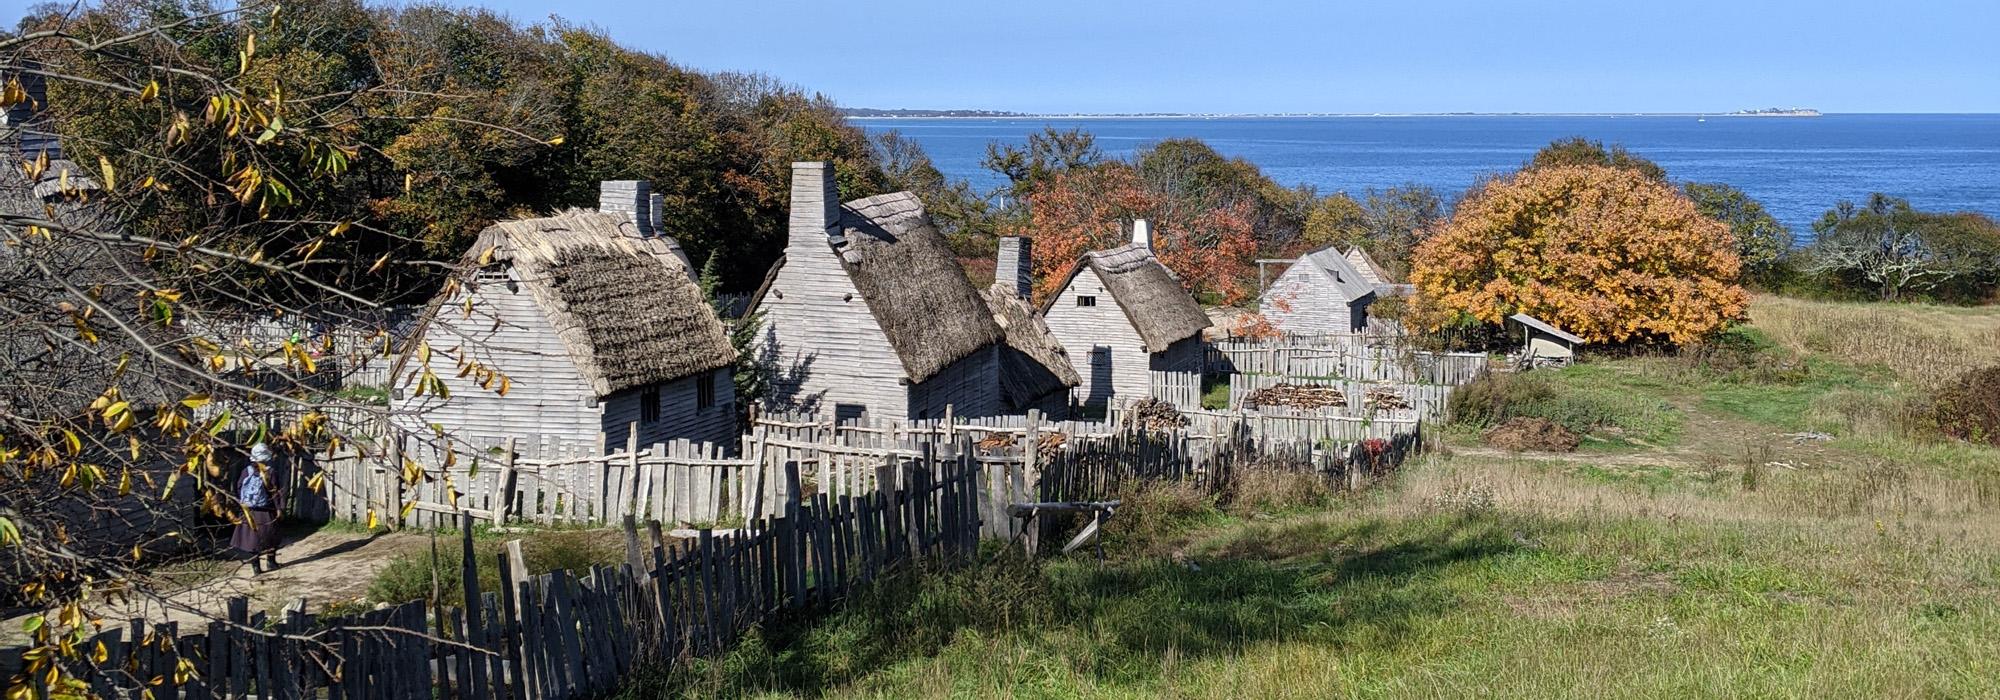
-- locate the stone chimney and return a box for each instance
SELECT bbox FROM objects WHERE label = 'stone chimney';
[996,236,1032,299]
[649,192,666,234]
[790,162,842,249]
[599,180,652,235]
[1131,219,1153,251]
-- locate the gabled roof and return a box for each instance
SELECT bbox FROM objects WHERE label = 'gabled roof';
[982,283,1080,407]
[1044,242,1213,353]
[833,192,1004,383]
[450,209,736,396]
[1344,247,1389,285]
[1302,247,1379,304]
[1510,313,1586,345]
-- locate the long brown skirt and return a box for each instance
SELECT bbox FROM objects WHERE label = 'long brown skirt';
[231,508,280,554]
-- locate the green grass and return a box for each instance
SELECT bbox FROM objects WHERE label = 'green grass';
[618,483,2000,699]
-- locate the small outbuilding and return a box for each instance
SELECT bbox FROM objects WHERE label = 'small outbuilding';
[1509,313,1585,366]
[1040,220,1212,411]
[393,182,739,454]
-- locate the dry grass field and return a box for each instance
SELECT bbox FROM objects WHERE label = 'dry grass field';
[619,296,2000,699]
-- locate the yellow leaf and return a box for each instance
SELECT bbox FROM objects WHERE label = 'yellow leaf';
[93,640,108,664]
[400,500,415,520]
[497,376,511,396]
[138,80,159,104]
[180,394,211,409]
[369,253,389,274]
[365,509,379,530]
[329,221,351,237]
[110,411,135,434]
[98,156,117,191]
[103,400,130,420]
[546,134,565,146]
[307,472,324,493]
[131,544,142,562]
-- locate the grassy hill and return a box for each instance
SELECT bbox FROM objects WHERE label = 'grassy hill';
[623,296,2000,699]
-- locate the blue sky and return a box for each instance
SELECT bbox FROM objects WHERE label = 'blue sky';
[398,1,1991,113]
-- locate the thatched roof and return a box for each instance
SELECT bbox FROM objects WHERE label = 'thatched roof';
[1304,247,1379,304]
[460,209,735,396]
[1046,243,1211,353]
[982,283,1080,408]
[833,192,1003,383]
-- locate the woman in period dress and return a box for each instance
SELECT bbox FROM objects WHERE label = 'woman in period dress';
[231,443,283,573]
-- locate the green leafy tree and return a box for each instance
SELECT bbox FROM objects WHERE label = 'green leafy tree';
[1809,194,2000,301]
[1683,182,1793,287]
[1527,137,1668,182]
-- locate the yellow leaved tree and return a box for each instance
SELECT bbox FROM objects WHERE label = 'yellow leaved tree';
[1409,165,1749,345]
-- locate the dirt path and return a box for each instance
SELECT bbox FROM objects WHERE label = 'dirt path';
[2,528,432,646]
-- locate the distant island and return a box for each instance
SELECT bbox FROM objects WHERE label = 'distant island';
[1730,107,1822,117]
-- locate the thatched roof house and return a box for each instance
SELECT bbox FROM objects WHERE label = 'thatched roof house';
[395,184,739,454]
[1041,221,1212,411]
[1260,245,1388,338]
[747,163,1007,422]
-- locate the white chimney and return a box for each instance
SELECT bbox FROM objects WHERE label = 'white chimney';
[996,237,1032,298]
[649,192,666,234]
[1131,219,1152,251]
[599,180,652,235]
[790,162,842,249]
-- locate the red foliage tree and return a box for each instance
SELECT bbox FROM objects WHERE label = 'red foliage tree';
[1010,164,1259,305]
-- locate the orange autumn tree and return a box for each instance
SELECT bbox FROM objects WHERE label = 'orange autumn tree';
[1409,165,1749,344]
[1012,163,1259,304]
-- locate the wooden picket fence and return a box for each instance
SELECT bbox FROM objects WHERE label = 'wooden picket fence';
[1147,370,1204,410]
[1227,373,1456,420]
[1208,341,1489,386]
[1,446,986,700]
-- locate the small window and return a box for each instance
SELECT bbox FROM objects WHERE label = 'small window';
[640,386,661,423]
[1077,295,1097,307]
[696,371,717,410]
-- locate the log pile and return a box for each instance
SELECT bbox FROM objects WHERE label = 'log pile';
[1120,398,1189,432]
[1242,383,1347,410]
[1364,386,1412,411]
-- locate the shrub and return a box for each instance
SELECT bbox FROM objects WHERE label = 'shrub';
[1449,371,1677,443]
[367,529,625,605]
[1911,366,2000,447]
[1480,417,1581,452]
[1220,464,1335,516]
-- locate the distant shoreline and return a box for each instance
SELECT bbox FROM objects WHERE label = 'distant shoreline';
[847,111,1828,120]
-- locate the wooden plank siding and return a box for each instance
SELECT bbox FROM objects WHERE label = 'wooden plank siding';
[754,229,915,421]
[1260,259,1366,336]
[394,276,602,453]
[601,367,738,448]
[1043,266,1159,410]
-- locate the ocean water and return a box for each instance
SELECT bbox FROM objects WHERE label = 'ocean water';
[854,114,2000,236]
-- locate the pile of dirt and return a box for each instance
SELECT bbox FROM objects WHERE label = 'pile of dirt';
[1364,386,1413,411]
[1481,417,1580,453]
[1242,383,1346,410]
[1121,398,1189,432]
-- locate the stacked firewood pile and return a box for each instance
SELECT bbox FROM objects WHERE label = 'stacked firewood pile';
[1241,383,1347,410]
[1364,386,1413,411]
[1036,431,1067,461]
[1121,398,1189,431]
[975,432,1017,451]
